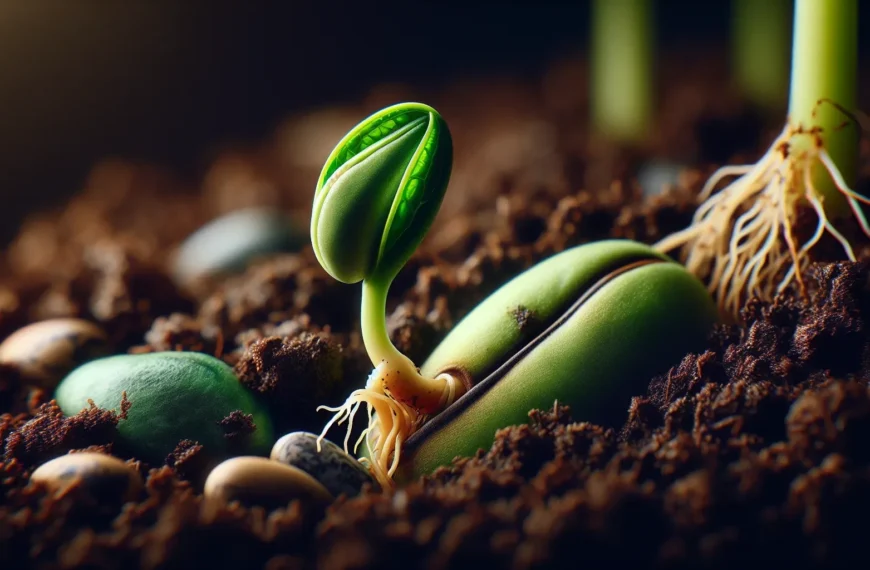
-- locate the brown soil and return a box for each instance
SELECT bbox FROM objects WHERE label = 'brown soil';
[3,56,870,568]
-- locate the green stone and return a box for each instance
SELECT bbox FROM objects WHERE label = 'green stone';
[55,352,274,463]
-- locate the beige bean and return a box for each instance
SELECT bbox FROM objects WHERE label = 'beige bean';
[30,452,142,502]
[0,319,109,388]
[204,456,333,509]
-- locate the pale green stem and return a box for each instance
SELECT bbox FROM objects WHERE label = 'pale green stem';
[360,277,402,368]
[360,277,456,414]
[732,0,790,111]
[788,0,858,215]
[591,0,653,143]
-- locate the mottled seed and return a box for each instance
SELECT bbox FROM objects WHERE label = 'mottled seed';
[172,207,304,286]
[204,456,333,509]
[270,432,377,497]
[0,318,110,389]
[30,452,142,502]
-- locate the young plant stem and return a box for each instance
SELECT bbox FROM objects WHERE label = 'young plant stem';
[788,0,858,217]
[319,277,464,487]
[732,0,790,112]
[360,277,407,370]
[360,278,451,413]
[590,0,653,143]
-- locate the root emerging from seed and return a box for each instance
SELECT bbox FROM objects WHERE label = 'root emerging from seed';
[316,362,461,489]
[654,119,869,317]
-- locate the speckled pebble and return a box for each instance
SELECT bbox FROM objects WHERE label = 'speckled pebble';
[172,207,305,286]
[0,318,110,389]
[270,431,377,497]
[30,452,143,502]
[204,456,333,509]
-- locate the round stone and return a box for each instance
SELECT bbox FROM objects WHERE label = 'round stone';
[30,452,143,502]
[204,456,333,509]
[172,207,304,286]
[54,352,274,464]
[0,319,110,389]
[638,160,685,197]
[270,432,377,497]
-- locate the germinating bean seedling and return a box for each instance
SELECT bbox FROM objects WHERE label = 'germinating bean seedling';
[311,103,462,486]
[311,103,719,488]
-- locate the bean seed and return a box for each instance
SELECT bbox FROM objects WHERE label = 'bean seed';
[30,452,142,502]
[0,318,109,389]
[204,456,333,509]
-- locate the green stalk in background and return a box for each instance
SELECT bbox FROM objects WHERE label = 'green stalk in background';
[732,0,791,112]
[590,0,653,144]
[655,0,864,318]
[788,0,858,214]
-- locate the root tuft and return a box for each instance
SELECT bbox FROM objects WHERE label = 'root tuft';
[655,120,869,317]
[317,364,460,488]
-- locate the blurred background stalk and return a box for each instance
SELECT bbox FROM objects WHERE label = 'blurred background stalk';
[731,0,791,113]
[590,0,654,144]
[789,0,858,207]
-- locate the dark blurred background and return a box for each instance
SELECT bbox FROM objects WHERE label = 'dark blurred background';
[0,0,868,244]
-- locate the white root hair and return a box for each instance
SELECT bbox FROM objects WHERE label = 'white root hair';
[316,364,461,489]
[655,120,869,317]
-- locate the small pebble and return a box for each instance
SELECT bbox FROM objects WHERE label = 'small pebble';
[172,207,305,286]
[637,161,685,197]
[270,432,377,497]
[30,452,143,502]
[54,352,274,463]
[0,318,110,389]
[204,456,333,509]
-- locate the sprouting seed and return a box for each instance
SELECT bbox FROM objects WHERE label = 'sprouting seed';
[310,102,461,487]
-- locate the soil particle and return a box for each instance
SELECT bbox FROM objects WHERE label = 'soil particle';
[25,242,194,349]
[510,305,539,334]
[786,380,870,466]
[198,255,358,344]
[234,332,355,434]
[165,439,209,482]
[2,395,128,469]
[138,313,222,356]
[217,410,258,458]
[218,411,257,441]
